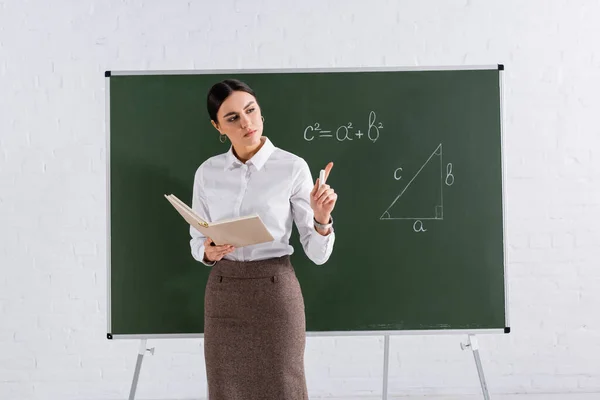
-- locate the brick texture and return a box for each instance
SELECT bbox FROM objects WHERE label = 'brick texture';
[1,0,599,398]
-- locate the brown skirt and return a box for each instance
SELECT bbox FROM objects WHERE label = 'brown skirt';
[204,255,308,400]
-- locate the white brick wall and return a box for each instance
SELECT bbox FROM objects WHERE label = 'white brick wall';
[1,0,599,398]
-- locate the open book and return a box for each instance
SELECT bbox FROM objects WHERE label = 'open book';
[164,194,274,248]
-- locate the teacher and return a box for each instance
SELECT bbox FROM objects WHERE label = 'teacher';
[189,78,337,399]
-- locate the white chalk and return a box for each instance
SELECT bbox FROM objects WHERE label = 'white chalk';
[319,169,326,188]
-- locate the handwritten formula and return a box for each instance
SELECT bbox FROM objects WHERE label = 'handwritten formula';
[303,111,383,143]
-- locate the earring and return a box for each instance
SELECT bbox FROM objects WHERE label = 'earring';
[219,134,227,143]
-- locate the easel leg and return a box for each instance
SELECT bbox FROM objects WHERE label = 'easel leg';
[461,334,491,400]
[382,334,390,400]
[128,339,155,400]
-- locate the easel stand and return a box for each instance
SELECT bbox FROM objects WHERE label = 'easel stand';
[128,334,490,400]
[128,339,154,400]
[128,339,210,400]
[460,334,491,400]
[381,333,491,400]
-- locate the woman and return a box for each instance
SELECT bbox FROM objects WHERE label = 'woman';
[189,78,337,399]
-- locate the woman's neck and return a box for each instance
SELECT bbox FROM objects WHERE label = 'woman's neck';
[233,137,266,163]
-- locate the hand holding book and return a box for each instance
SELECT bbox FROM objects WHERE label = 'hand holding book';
[203,236,235,262]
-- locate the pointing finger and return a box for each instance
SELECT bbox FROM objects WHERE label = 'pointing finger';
[324,162,333,181]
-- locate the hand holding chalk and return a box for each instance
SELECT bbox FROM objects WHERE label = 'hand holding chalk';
[310,162,337,223]
[319,169,326,188]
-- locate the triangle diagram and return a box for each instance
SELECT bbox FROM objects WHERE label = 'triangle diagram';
[380,144,443,220]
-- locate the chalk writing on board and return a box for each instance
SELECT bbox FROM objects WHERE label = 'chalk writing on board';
[380,143,453,232]
[446,163,455,186]
[413,220,427,232]
[303,111,383,143]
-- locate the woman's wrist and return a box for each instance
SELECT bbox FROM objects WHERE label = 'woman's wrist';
[313,214,333,235]
[314,213,331,225]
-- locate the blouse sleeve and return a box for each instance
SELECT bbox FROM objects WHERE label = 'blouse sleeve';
[189,165,216,267]
[289,158,335,265]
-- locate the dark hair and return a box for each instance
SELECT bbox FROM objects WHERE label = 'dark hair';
[206,79,258,124]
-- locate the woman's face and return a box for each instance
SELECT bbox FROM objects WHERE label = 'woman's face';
[212,90,263,148]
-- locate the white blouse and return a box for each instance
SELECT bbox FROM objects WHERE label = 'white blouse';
[189,136,335,266]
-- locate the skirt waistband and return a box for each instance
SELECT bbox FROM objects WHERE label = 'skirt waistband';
[211,254,294,278]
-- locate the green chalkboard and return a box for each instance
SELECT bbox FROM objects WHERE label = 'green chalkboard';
[105,66,508,339]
